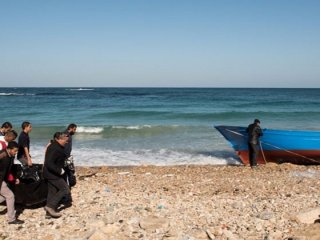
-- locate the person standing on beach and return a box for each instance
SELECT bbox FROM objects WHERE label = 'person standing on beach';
[43,132,71,218]
[246,119,263,168]
[0,141,24,224]
[64,123,77,161]
[17,121,33,166]
[63,123,77,187]
[0,122,13,136]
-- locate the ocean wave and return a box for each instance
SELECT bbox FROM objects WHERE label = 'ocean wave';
[93,110,320,123]
[30,125,193,140]
[76,126,104,133]
[29,145,240,166]
[105,125,187,138]
[112,125,152,130]
[0,92,35,96]
[67,88,94,91]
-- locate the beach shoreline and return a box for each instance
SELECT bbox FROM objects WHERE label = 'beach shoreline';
[1,163,320,239]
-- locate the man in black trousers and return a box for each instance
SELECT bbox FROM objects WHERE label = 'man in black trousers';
[246,119,263,168]
[43,132,70,218]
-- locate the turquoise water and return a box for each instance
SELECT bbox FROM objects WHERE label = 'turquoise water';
[1,88,320,166]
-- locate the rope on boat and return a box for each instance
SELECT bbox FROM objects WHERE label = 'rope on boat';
[224,129,320,164]
[259,141,267,164]
[225,129,268,163]
[261,141,320,164]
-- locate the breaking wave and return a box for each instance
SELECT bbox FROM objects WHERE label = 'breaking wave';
[75,126,104,134]
[67,88,94,91]
[0,92,35,96]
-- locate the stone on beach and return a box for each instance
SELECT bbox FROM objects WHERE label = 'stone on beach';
[295,207,320,224]
[1,164,320,239]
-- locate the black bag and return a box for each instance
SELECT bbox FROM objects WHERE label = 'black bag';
[10,164,47,206]
[67,171,76,187]
[64,157,76,187]
[19,165,41,183]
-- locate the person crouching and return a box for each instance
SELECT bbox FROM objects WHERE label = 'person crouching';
[43,132,70,218]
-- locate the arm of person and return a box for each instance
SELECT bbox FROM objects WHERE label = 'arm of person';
[257,127,263,137]
[23,146,32,166]
[46,151,65,176]
[0,152,6,159]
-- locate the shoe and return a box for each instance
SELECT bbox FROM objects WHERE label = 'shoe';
[58,202,72,211]
[9,219,24,224]
[44,206,62,218]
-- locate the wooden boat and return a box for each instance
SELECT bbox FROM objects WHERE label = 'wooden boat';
[215,125,320,165]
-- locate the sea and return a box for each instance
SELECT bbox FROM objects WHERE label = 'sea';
[1,88,320,166]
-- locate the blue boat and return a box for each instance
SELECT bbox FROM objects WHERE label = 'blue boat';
[215,126,320,165]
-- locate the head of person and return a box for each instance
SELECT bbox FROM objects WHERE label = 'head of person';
[1,121,13,133]
[53,132,69,146]
[67,123,77,135]
[254,119,261,125]
[4,130,18,142]
[22,121,32,133]
[7,141,19,157]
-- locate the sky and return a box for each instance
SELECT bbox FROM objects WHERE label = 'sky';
[0,0,320,88]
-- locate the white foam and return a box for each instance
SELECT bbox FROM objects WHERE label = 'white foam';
[112,125,152,130]
[76,126,104,134]
[0,92,30,96]
[30,145,239,166]
[67,88,94,91]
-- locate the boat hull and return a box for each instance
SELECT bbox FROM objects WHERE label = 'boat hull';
[236,150,320,165]
[215,125,320,165]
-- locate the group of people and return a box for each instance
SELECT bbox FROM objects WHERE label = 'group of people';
[0,118,263,224]
[0,121,77,224]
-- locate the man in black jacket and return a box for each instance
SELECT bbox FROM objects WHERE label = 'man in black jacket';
[0,141,24,224]
[246,119,263,168]
[43,132,70,218]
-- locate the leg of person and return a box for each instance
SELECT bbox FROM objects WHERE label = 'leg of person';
[251,144,258,167]
[248,143,258,168]
[45,178,70,217]
[58,171,73,209]
[45,180,61,218]
[49,178,70,208]
[0,193,6,213]
[0,182,16,223]
[46,180,58,208]
[248,143,254,167]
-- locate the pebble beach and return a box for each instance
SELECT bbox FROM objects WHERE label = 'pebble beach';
[1,163,320,239]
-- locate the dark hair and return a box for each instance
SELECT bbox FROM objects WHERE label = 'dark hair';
[1,122,12,129]
[254,119,261,124]
[21,121,31,130]
[6,130,18,138]
[53,132,68,140]
[7,141,18,149]
[67,123,77,130]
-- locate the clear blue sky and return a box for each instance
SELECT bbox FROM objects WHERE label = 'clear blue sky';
[1,1,319,87]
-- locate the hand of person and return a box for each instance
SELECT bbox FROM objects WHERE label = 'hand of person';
[27,158,33,167]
